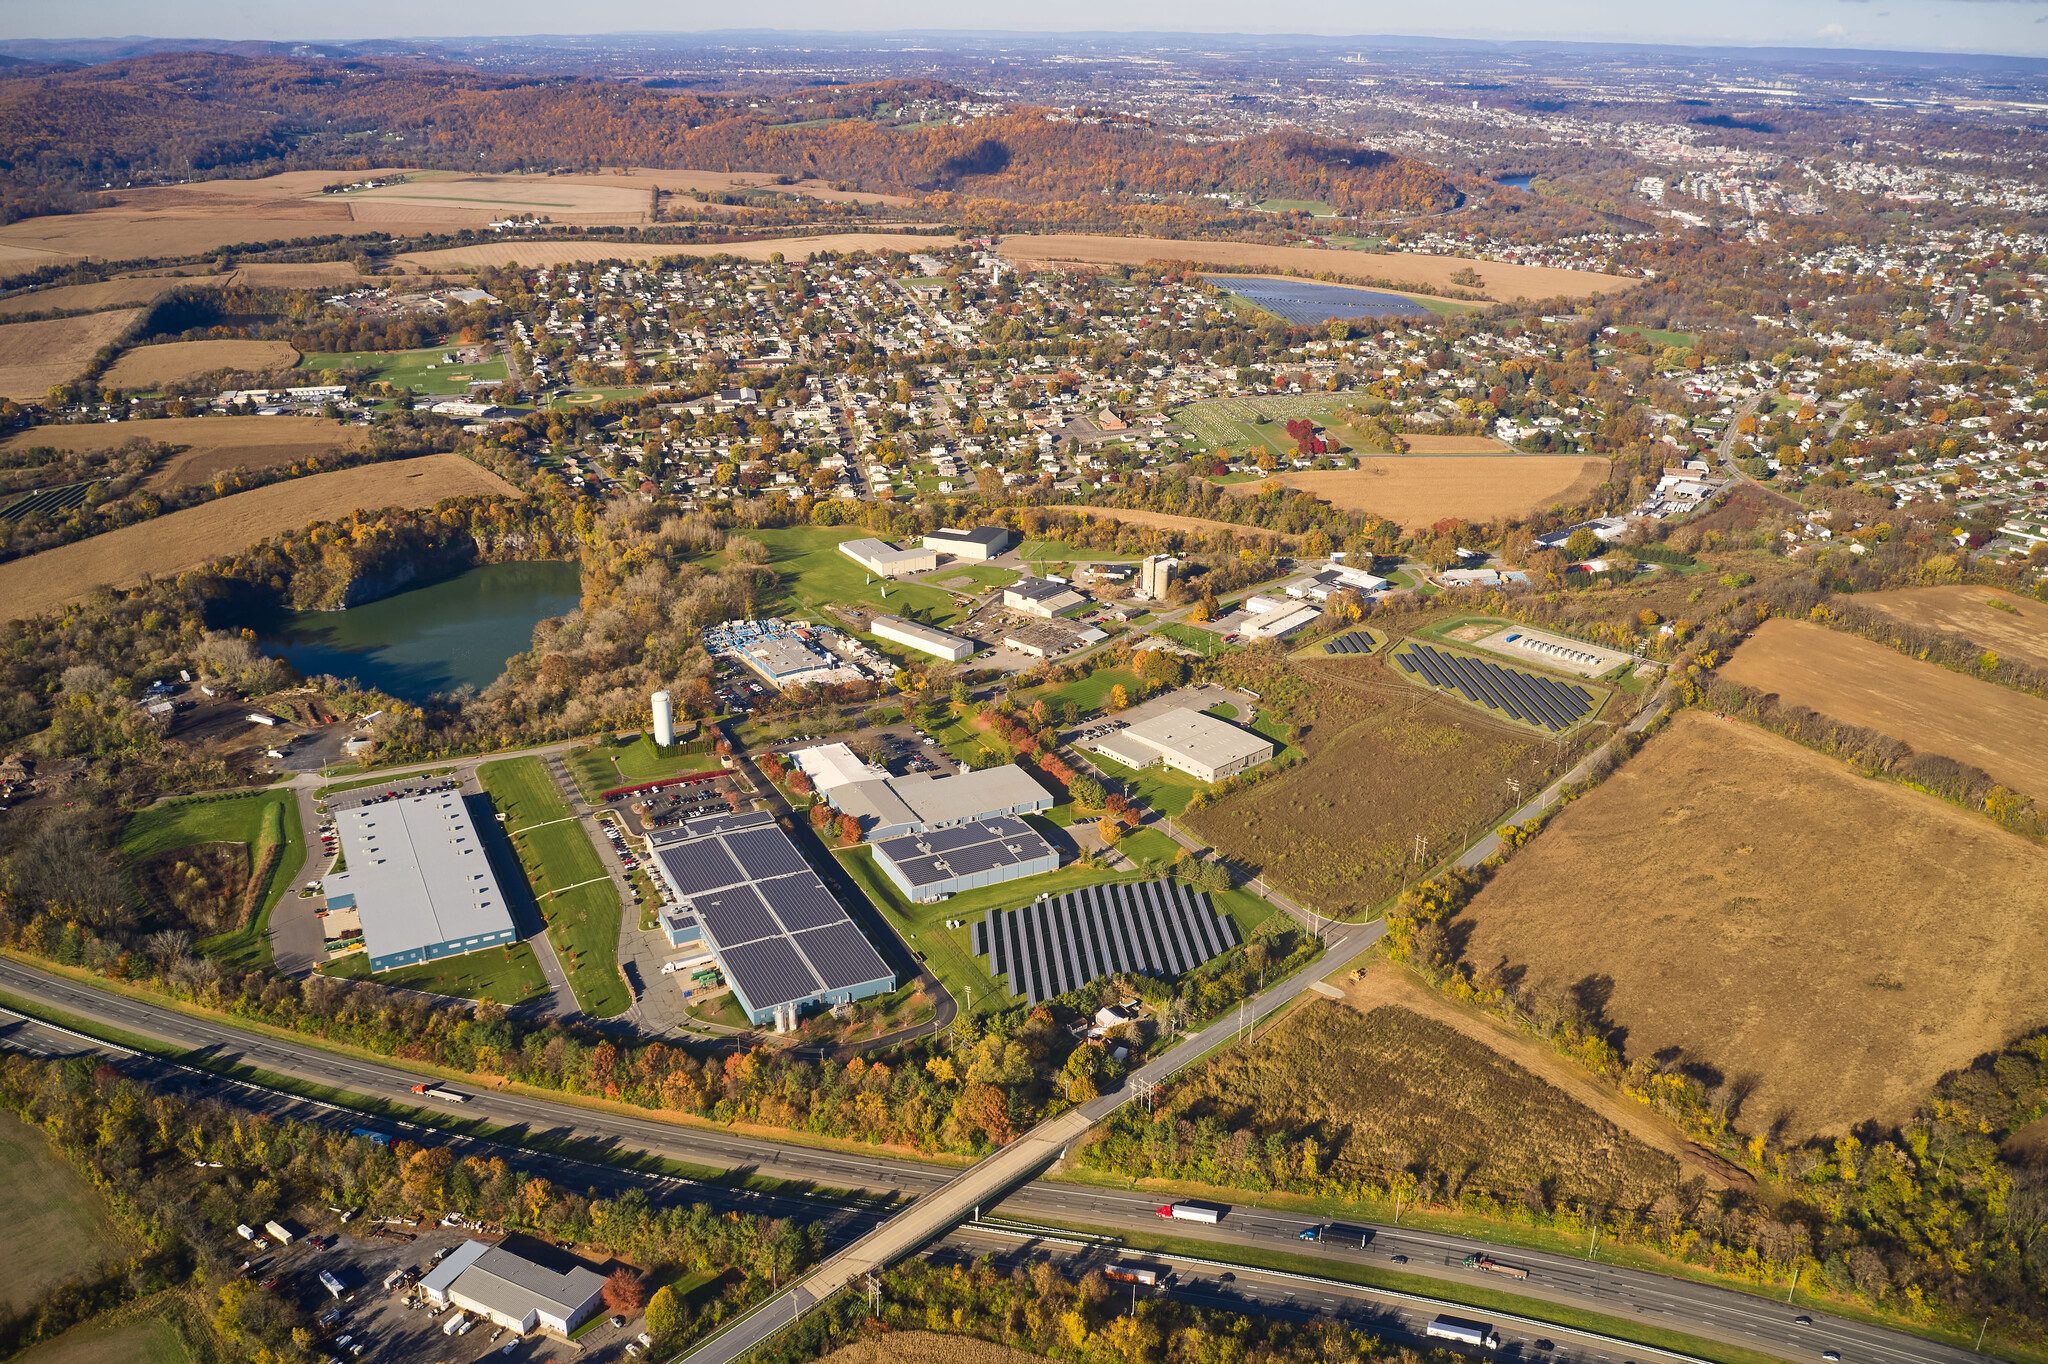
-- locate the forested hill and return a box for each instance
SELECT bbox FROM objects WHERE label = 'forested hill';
[0,53,1454,216]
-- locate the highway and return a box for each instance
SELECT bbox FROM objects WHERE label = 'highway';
[0,958,1977,1364]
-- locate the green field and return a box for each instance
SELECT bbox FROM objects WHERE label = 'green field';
[543,387,654,409]
[1085,748,1209,816]
[1154,622,1239,658]
[745,527,975,632]
[1017,540,1143,565]
[931,713,1013,770]
[13,1315,191,1364]
[477,757,629,1017]
[0,1114,128,1315]
[320,940,550,1004]
[1614,326,1697,348]
[121,790,305,969]
[1413,295,1485,317]
[928,565,1020,592]
[566,734,723,802]
[298,347,507,396]
[1030,667,1142,717]
[1259,199,1338,215]
[1112,826,1183,869]
[1173,396,1386,456]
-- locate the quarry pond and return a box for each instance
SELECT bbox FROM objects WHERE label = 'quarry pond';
[249,560,583,702]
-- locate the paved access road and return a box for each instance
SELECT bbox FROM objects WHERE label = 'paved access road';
[0,959,1979,1364]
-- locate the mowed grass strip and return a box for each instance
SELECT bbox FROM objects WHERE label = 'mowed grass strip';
[320,939,550,1006]
[477,757,628,1017]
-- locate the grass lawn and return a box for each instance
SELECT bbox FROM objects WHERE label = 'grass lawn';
[0,1112,130,1315]
[13,1314,192,1364]
[1153,622,1238,658]
[566,734,722,801]
[744,526,974,631]
[1031,667,1141,716]
[1615,325,1697,348]
[932,713,1012,769]
[1112,826,1182,869]
[477,757,629,1018]
[1018,539,1143,565]
[544,387,656,408]
[1085,748,1209,817]
[319,941,550,1005]
[121,790,304,969]
[317,768,454,797]
[685,991,751,1028]
[926,564,1019,592]
[298,347,507,396]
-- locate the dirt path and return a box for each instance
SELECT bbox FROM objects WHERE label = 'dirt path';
[1340,958,1752,1191]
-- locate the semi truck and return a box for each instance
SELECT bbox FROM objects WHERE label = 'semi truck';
[1156,1203,1220,1224]
[409,1083,470,1103]
[1425,1316,1501,1350]
[1462,1253,1529,1280]
[1104,1265,1162,1286]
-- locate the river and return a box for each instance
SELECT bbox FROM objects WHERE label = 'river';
[253,560,582,702]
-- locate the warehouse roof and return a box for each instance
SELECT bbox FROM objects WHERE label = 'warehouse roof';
[890,765,1051,827]
[789,742,880,794]
[326,793,512,964]
[424,1241,603,1324]
[925,526,1012,549]
[869,614,971,654]
[1117,708,1273,771]
[838,537,932,570]
[875,817,1057,891]
[646,811,892,1009]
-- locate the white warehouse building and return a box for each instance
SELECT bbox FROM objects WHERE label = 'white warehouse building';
[420,1241,605,1337]
[870,614,974,662]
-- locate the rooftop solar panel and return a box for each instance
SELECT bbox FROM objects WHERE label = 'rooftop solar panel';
[718,936,822,1011]
[694,885,780,947]
[724,827,807,881]
[655,839,746,897]
[758,875,847,932]
[792,921,893,991]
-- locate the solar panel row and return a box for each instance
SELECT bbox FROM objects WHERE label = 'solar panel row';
[1323,630,1374,656]
[1398,644,1594,732]
[979,879,1240,1005]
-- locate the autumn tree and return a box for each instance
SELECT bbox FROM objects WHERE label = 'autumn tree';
[603,1267,650,1314]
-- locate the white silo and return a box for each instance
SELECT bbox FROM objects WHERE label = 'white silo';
[651,690,674,748]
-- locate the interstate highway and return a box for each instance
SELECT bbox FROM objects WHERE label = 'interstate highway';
[0,957,1974,1364]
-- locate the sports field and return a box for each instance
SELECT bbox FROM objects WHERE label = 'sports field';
[1233,458,1609,530]
[299,346,507,396]
[0,1113,129,1314]
[1457,710,2048,1137]
[1719,617,2048,798]
[477,757,629,1017]
[0,453,518,622]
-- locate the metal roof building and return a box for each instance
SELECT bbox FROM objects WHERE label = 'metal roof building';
[922,526,1015,560]
[1003,576,1089,618]
[1089,707,1274,784]
[322,793,516,974]
[420,1240,605,1337]
[831,764,1055,842]
[874,816,1059,901]
[869,614,974,662]
[645,810,894,1025]
[838,537,938,577]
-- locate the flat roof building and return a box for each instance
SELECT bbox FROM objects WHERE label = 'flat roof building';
[645,810,894,1025]
[839,537,938,578]
[922,526,1015,560]
[420,1241,604,1337]
[789,742,882,795]
[322,793,516,974]
[831,764,1054,842]
[870,614,974,662]
[1088,707,1274,784]
[874,816,1059,901]
[1003,576,1089,618]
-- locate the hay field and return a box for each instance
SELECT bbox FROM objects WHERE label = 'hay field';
[400,232,962,272]
[1166,998,1680,1207]
[1862,585,2048,673]
[1457,709,2048,1138]
[0,277,186,318]
[1720,618,2048,798]
[998,233,1627,303]
[0,1113,129,1313]
[339,171,657,228]
[2,416,368,493]
[0,453,517,622]
[1231,457,1607,529]
[1019,503,1291,541]
[0,309,141,399]
[818,1333,1042,1364]
[102,340,299,389]
[1402,434,1513,454]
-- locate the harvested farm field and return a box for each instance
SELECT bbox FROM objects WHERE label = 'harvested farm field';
[998,233,1627,303]
[1400,434,1514,453]
[0,1112,131,1314]
[1232,457,1608,529]
[1861,584,2048,673]
[0,276,186,318]
[102,340,300,390]
[818,1333,1042,1364]
[0,310,139,399]
[401,231,963,272]
[1182,657,1564,915]
[0,416,369,494]
[1719,617,2048,798]
[1106,996,1680,1208]
[0,453,517,622]
[1022,504,1294,542]
[1456,709,2048,1138]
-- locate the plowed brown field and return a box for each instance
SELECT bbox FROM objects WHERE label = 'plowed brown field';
[0,453,517,621]
[102,340,299,389]
[2,416,368,493]
[1861,584,2048,672]
[0,310,140,399]
[1457,709,2048,1137]
[1229,456,1608,528]
[1720,617,2048,797]
[998,233,1629,303]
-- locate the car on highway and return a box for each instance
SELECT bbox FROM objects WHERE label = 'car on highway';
[1821,1353,1840,1361]
[1389,1254,1408,1264]
[1793,1316,1813,1325]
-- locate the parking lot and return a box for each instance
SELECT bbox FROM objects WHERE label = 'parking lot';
[605,772,748,836]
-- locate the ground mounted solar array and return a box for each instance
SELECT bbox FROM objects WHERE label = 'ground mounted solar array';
[1323,630,1376,656]
[971,878,1239,1005]
[1206,276,1437,325]
[647,809,893,1010]
[1397,642,1594,732]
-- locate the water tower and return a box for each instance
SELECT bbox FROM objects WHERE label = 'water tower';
[651,690,674,748]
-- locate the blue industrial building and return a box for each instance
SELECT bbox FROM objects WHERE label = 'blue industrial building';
[324,793,517,974]
[873,816,1061,902]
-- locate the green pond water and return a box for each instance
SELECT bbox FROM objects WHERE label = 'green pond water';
[254,561,582,702]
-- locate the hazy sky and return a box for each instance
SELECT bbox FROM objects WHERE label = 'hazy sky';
[10,1,2044,57]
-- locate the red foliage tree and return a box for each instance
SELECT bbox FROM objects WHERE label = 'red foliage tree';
[602,1268,650,1314]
